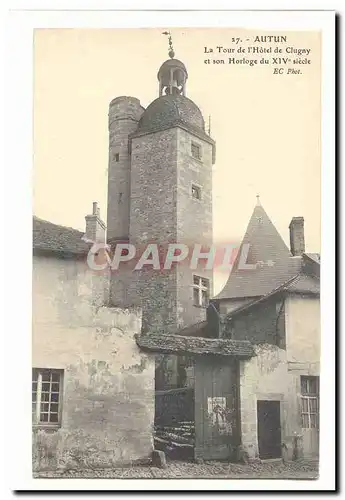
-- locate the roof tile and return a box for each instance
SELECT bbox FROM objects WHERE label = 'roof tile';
[136,333,254,358]
[33,216,90,257]
[215,203,302,300]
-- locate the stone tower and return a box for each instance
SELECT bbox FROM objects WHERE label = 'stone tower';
[107,45,216,385]
[107,96,145,243]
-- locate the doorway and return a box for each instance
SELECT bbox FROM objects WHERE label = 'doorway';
[257,400,282,459]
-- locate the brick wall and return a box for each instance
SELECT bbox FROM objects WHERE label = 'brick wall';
[32,255,155,472]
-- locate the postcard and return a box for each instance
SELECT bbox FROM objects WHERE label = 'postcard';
[4,8,336,493]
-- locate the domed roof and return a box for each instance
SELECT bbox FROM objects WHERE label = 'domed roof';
[136,95,205,133]
[157,58,188,80]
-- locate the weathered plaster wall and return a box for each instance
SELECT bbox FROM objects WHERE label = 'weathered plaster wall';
[239,344,302,460]
[285,295,320,369]
[239,296,320,460]
[32,255,155,472]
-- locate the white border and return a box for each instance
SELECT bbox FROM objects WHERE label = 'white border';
[3,6,336,493]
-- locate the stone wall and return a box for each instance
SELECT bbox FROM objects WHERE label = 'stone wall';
[230,297,286,348]
[125,126,214,334]
[176,127,213,328]
[32,255,155,472]
[126,128,179,334]
[218,298,253,316]
[107,96,144,242]
[125,125,214,388]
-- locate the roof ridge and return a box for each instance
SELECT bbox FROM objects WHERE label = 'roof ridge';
[227,271,319,319]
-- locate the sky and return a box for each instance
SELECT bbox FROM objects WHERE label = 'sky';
[33,28,321,294]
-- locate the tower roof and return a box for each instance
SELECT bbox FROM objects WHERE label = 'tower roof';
[215,201,303,300]
[136,94,205,134]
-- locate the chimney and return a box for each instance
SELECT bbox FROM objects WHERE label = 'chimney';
[85,202,106,243]
[289,217,305,256]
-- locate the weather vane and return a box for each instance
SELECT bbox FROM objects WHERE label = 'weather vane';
[162,31,175,59]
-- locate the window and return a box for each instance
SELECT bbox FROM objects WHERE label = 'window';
[32,368,63,426]
[191,184,202,200]
[193,275,210,307]
[191,142,202,160]
[115,153,120,162]
[301,376,319,429]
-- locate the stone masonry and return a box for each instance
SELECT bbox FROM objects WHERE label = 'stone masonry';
[108,110,214,332]
[106,57,216,387]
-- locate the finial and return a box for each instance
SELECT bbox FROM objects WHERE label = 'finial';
[162,31,175,58]
[256,194,261,206]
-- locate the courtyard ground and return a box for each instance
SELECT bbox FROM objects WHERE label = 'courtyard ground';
[35,458,319,480]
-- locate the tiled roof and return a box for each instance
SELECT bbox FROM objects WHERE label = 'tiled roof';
[136,333,255,358]
[227,273,320,319]
[33,216,90,257]
[215,202,301,300]
[283,273,320,294]
[136,95,205,134]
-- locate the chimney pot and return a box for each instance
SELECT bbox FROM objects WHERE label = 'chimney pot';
[92,202,98,215]
[289,217,305,256]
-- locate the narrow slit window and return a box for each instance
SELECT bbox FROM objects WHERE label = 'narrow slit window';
[115,153,120,162]
[191,142,202,160]
[191,184,202,200]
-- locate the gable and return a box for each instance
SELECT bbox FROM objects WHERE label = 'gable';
[215,203,300,300]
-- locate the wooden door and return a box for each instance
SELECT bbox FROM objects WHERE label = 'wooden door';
[194,357,239,461]
[257,400,282,459]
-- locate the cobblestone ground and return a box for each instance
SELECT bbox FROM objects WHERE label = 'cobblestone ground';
[35,459,319,480]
